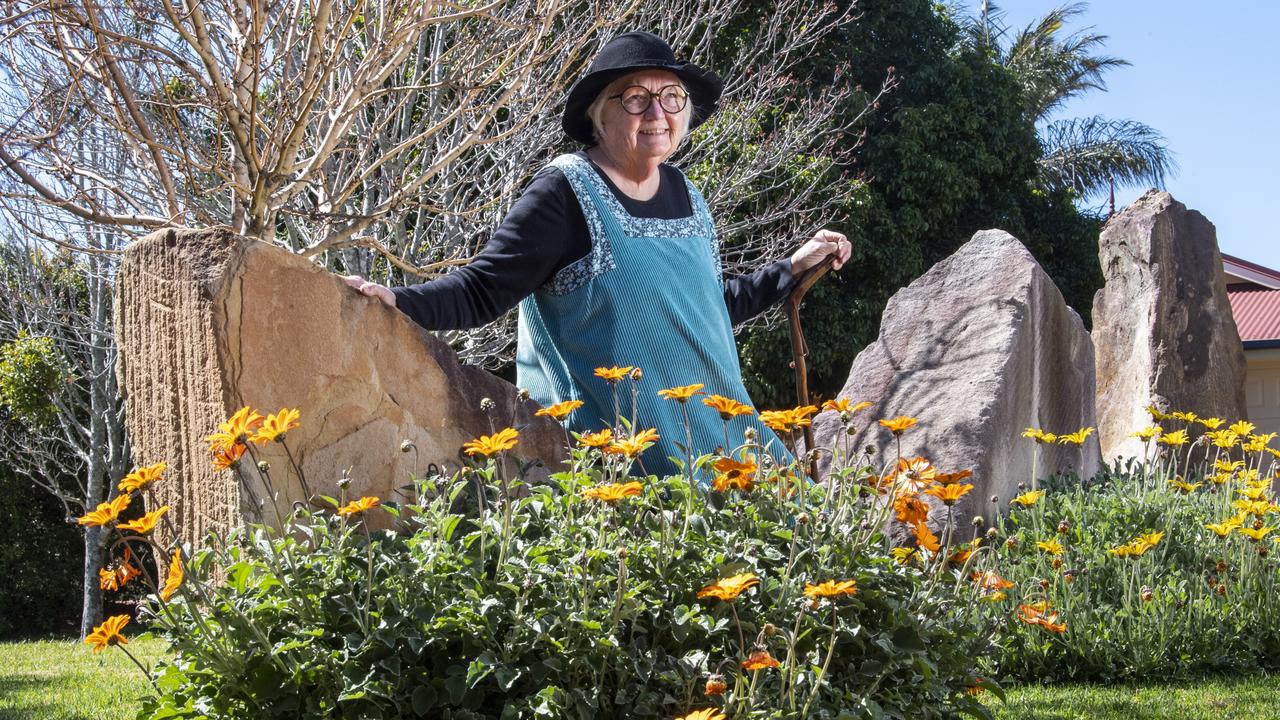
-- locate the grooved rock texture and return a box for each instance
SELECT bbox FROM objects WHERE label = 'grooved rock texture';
[811,230,1099,531]
[1092,191,1247,462]
[114,228,566,542]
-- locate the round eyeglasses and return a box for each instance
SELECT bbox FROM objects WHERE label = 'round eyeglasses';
[608,85,689,115]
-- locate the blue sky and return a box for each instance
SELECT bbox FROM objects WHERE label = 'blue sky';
[990,1,1280,269]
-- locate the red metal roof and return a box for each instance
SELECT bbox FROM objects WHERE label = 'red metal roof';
[1223,253,1280,284]
[1227,283,1280,342]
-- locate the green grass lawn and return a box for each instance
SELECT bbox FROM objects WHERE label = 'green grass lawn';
[991,676,1280,720]
[0,638,164,720]
[1,639,1276,719]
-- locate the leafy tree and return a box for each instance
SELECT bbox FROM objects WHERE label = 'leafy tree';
[738,0,1105,409]
[966,1,1177,199]
[0,235,131,638]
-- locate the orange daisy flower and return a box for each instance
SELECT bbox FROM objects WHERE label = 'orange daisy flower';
[337,496,381,517]
[118,462,166,493]
[251,407,301,444]
[803,579,858,598]
[696,572,760,602]
[534,399,584,420]
[593,366,633,383]
[463,427,519,456]
[702,394,755,420]
[581,481,644,502]
[657,384,705,403]
[84,614,130,653]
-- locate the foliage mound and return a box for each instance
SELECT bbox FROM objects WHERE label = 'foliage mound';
[992,414,1280,681]
[86,395,1002,720]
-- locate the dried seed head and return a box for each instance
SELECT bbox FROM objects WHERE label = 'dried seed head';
[985,527,999,540]
[744,427,757,442]
[705,675,727,696]
[763,623,778,637]
[1005,537,1019,549]
[480,397,496,411]
[1038,578,1050,589]
[338,476,352,490]
[1051,558,1063,570]
[518,388,531,401]
[971,516,984,527]
[796,513,811,525]
[1140,586,1154,602]
[1057,520,1071,535]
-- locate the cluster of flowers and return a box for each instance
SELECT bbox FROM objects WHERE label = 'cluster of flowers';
[77,462,183,658]
[80,405,309,655]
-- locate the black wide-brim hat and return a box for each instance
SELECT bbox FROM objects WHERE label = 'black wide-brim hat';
[562,31,724,145]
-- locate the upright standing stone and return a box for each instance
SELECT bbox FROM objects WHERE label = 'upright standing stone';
[1092,191,1247,461]
[114,228,567,542]
[811,230,1099,529]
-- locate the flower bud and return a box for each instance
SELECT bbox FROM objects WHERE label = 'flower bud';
[744,427,757,442]
[617,546,629,559]
[796,513,811,525]
[257,461,270,473]
[480,397,496,411]
[1057,520,1071,535]
[971,516,984,527]
[1017,482,1027,491]
[763,623,777,637]
[1051,558,1063,569]
[1038,578,1050,589]
[985,527,999,540]
[518,388,531,401]
[864,445,877,456]
[400,439,415,453]
[846,426,857,436]
[338,476,352,490]
[1140,586,1153,602]
[840,410,853,424]
[990,495,999,504]
[1005,537,1018,550]
[629,368,643,381]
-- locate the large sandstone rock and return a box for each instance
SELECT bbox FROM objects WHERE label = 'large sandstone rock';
[1093,191,1247,462]
[114,228,566,542]
[812,230,1099,528]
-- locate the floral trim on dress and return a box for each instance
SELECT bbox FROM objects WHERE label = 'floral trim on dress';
[543,154,722,296]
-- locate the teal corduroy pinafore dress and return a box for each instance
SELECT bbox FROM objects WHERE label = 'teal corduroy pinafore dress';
[516,154,790,477]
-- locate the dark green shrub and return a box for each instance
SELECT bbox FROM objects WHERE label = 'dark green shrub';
[118,407,1001,719]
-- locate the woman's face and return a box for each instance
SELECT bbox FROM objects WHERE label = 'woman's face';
[593,70,690,165]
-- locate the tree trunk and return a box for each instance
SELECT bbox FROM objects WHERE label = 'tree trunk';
[79,523,103,638]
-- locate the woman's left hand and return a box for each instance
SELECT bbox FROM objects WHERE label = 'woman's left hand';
[790,229,852,274]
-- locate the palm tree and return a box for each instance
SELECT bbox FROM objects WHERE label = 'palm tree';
[964,1,1176,200]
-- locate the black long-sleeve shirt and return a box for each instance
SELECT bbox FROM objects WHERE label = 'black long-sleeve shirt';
[392,151,795,330]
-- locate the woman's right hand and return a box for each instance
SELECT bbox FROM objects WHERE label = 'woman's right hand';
[341,275,397,308]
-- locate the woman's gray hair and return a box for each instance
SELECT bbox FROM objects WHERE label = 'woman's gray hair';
[586,72,693,158]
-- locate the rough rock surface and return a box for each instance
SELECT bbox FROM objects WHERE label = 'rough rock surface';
[115,228,566,542]
[1092,191,1247,462]
[811,230,1099,530]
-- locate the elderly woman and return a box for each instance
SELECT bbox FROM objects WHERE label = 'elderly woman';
[344,31,850,476]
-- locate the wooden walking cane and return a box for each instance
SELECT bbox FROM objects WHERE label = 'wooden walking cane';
[784,255,836,480]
